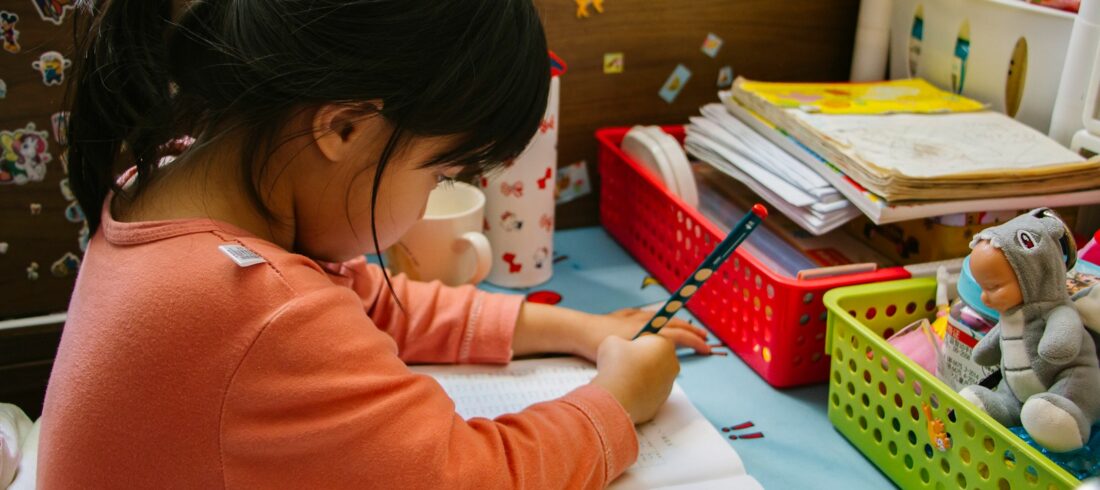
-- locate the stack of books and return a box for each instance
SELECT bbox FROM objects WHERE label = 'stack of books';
[693,77,1100,225]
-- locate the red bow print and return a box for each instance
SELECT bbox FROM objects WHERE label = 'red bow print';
[539,115,556,134]
[502,253,523,273]
[501,181,524,198]
[537,167,553,190]
[540,214,553,232]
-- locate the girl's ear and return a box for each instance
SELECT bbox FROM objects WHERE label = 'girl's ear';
[311,101,383,163]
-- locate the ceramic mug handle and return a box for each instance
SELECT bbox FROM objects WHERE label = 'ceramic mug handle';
[458,231,492,284]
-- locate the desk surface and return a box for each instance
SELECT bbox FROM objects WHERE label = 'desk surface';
[481,227,896,490]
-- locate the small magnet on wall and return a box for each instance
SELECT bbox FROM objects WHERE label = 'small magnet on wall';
[0,242,8,254]
[659,64,692,104]
[50,251,81,277]
[718,66,734,88]
[1,10,22,54]
[701,33,723,58]
[29,203,42,215]
[603,52,624,74]
[574,0,604,19]
[26,262,39,281]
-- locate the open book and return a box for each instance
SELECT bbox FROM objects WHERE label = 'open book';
[410,357,762,490]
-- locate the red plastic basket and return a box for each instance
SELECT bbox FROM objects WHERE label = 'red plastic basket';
[597,126,912,387]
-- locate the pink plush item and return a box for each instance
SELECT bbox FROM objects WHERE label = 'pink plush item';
[887,319,943,375]
[1031,0,1080,13]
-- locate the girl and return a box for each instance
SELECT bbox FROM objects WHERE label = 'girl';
[41,1,709,488]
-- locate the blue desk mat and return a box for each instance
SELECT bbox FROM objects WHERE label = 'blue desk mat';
[482,227,897,489]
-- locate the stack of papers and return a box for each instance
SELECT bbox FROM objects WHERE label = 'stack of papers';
[730,77,1100,202]
[722,78,1100,224]
[685,104,860,235]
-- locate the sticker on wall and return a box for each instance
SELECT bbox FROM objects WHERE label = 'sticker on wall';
[1,11,21,54]
[64,201,84,223]
[603,52,624,74]
[32,51,71,86]
[50,251,80,277]
[555,160,592,205]
[26,262,39,281]
[77,222,89,252]
[29,202,42,215]
[51,111,69,145]
[0,242,8,254]
[59,177,73,200]
[58,148,68,174]
[951,20,970,94]
[717,66,734,88]
[659,64,692,104]
[574,0,604,18]
[30,0,75,25]
[1,122,52,185]
[0,78,6,99]
[701,33,723,58]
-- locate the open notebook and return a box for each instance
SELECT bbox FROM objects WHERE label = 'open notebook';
[410,357,761,490]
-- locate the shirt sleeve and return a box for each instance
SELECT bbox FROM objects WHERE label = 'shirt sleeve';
[332,257,523,364]
[220,287,638,489]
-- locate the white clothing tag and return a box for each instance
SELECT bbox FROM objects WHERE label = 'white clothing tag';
[219,244,266,267]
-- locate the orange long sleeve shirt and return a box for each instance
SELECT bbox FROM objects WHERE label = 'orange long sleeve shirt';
[39,209,638,488]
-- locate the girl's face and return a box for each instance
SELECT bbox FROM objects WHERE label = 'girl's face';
[280,106,464,263]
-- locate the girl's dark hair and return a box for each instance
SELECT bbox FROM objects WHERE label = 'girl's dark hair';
[68,0,550,251]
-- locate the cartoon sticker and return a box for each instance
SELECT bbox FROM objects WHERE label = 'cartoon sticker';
[701,33,723,58]
[500,211,523,231]
[51,111,69,145]
[50,251,80,277]
[1,122,52,185]
[58,148,68,174]
[32,51,72,86]
[77,222,89,252]
[26,262,39,281]
[555,160,592,205]
[59,177,73,200]
[31,0,75,25]
[29,203,42,215]
[0,242,8,254]
[575,0,604,18]
[64,201,84,223]
[717,66,734,89]
[1,11,20,54]
[659,64,692,104]
[533,247,550,269]
[0,78,6,99]
[603,52,624,74]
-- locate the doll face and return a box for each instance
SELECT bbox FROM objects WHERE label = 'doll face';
[970,241,1024,312]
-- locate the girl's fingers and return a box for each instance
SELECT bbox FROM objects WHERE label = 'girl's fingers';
[659,328,712,354]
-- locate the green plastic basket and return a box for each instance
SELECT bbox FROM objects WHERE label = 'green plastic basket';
[823,278,1080,490]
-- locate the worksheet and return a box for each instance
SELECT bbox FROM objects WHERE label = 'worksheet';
[411,357,762,490]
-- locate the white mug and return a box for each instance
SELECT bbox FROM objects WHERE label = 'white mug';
[385,181,492,286]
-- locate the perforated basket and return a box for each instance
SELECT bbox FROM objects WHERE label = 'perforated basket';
[824,278,1079,489]
[596,126,911,387]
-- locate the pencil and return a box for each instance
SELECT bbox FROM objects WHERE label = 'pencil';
[633,204,767,339]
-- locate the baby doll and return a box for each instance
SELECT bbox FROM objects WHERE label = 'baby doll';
[959,208,1100,452]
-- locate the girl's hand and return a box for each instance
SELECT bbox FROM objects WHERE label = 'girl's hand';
[573,308,711,362]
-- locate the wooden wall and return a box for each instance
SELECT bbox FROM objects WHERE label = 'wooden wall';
[536,0,861,228]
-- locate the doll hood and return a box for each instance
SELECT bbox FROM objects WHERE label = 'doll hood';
[969,208,1077,307]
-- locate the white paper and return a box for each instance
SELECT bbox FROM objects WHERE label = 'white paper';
[796,111,1087,179]
[410,357,761,490]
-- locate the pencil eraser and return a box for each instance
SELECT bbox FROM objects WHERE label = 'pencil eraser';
[751,204,768,218]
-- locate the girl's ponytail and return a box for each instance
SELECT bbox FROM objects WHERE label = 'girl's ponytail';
[68,0,175,233]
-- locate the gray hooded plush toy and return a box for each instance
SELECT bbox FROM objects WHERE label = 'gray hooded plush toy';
[959,208,1100,452]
